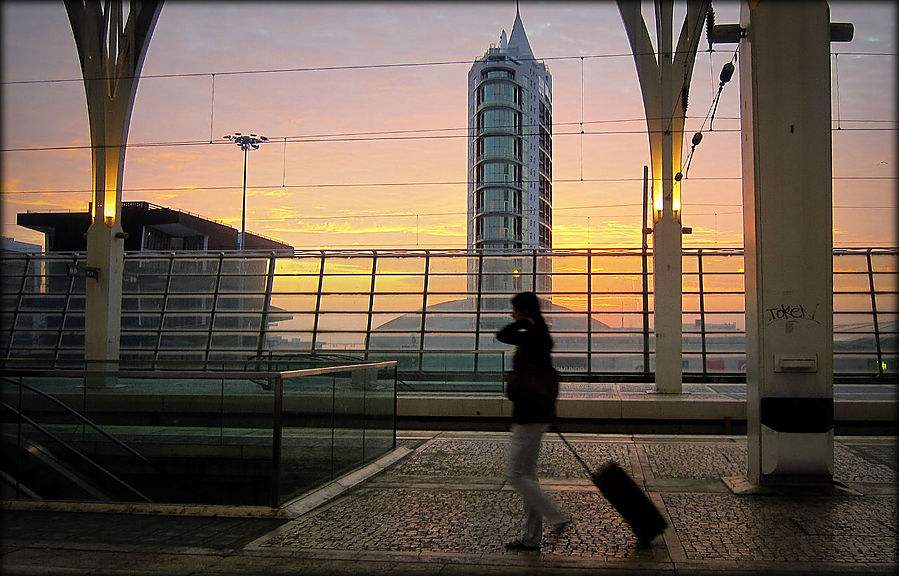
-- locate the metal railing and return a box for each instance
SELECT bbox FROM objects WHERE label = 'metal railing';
[1,248,895,385]
[0,362,398,506]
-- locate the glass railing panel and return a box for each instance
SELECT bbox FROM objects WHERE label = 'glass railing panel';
[475,351,505,377]
[331,370,365,478]
[278,372,335,504]
[363,365,396,460]
[420,351,475,372]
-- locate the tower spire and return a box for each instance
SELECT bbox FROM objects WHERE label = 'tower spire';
[508,1,534,60]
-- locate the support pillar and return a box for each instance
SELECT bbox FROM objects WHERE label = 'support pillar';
[618,0,709,393]
[65,1,163,379]
[736,0,850,485]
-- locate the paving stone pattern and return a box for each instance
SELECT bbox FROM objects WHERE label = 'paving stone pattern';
[262,487,648,558]
[643,441,745,479]
[836,443,899,482]
[665,493,898,563]
[259,434,898,567]
[641,440,899,484]
[386,438,633,480]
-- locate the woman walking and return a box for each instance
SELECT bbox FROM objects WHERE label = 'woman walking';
[496,291,569,551]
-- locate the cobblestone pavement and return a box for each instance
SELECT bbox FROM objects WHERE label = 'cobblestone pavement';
[251,432,897,574]
[2,432,896,576]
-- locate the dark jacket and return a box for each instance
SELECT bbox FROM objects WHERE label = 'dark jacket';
[496,319,558,424]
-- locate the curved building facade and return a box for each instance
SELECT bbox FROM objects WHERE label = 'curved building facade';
[468,7,552,252]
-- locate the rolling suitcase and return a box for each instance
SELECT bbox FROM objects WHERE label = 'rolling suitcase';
[555,427,667,546]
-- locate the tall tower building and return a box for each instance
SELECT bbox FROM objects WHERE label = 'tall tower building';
[468,6,552,252]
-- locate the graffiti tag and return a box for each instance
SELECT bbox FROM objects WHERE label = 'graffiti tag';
[766,303,820,325]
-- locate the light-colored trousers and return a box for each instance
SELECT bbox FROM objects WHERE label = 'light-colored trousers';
[507,423,567,546]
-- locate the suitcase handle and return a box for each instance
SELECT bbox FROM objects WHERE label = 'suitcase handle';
[552,421,595,478]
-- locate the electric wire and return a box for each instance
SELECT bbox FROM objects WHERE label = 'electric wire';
[2,49,892,86]
[5,176,895,198]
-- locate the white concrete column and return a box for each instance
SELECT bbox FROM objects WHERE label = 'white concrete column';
[66,1,162,380]
[618,0,708,394]
[739,0,836,484]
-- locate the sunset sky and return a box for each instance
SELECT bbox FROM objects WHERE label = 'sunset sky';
[2,1,896,251]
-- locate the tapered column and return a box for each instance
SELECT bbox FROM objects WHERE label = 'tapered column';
[618,0,709,393]
[65,1,163,378]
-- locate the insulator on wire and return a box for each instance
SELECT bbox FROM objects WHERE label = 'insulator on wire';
[720,62,735,85]
[692,132,703,147]
[706,7,715,51]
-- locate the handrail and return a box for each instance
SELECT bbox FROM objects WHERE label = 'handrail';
[0,400,152,502]
[2,377,155,468]
[280,361,398,379]
[0,362,398,381]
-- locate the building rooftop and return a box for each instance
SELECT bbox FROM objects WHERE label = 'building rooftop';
[17,201,293,253]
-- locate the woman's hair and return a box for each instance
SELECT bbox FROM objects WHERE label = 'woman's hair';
[512,291,553,347]
[511,291,542,318]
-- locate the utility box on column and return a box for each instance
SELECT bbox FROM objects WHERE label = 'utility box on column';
[739,0,839,484]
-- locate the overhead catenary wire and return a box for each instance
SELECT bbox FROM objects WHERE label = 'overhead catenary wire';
[2,48,893,86]
[5,122,896,154]
[5,177,896,198]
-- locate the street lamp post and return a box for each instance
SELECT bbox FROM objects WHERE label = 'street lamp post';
[224,132,267,250]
